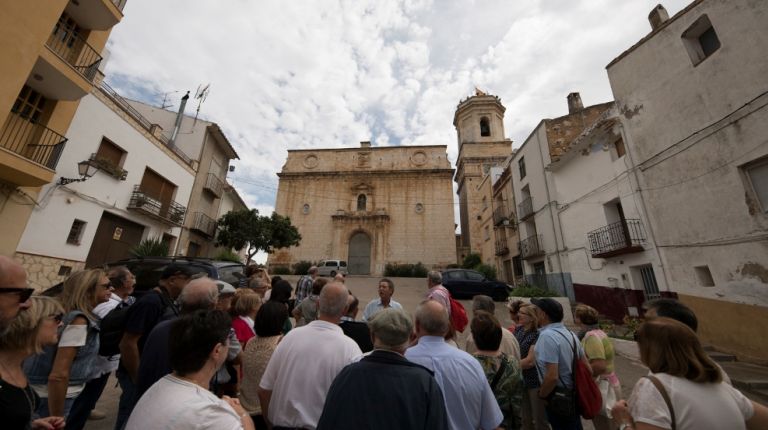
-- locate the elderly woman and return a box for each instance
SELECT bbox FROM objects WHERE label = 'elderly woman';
[514,304,548,430]
[231,290,262,345]
[24,269,112,418]
[612,317,768,430]
[0,296,65,430]
[471,310,524,430]
[574,304,620,430]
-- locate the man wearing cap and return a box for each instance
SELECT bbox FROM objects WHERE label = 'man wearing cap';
[317,308,448,429]
[530,298,585,430]
[115,264,192,429]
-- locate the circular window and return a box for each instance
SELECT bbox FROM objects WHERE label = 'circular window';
[302,204,310,214]
[303,154,319,169]
[415,203,424,214]
[410,151,427,166]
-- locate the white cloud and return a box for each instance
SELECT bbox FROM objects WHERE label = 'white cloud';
[105,0,692,218]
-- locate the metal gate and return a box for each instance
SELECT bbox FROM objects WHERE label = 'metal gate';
[639,265,660,300]
[348,232,371,275]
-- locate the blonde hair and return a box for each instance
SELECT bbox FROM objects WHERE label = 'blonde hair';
[574,304,599,325]
[0,296,64,353]
[233,292,262,317]
[60,269,105,321]
[519,304,540,330]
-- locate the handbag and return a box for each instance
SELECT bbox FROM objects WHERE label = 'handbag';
[535,351,577,418]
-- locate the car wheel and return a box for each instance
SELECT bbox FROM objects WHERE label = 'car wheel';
[493,291,508,302]
[330,271,336,277]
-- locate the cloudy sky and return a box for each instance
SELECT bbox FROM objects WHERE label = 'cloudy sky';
[104,0,690,250]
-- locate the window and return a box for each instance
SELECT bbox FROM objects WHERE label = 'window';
[614,138,626,158]
[480,117,490,137]
[482,196,488,211]
[325,261,336,267]
[187,242,200,257]
[357,194,367,211]
[681,15,720,65]
[694,265,715,287]
[12,86,48,124]
[744,157,768,213]
[94,138,127,180]
[518,157,526,180]
[302,204,310,214]
[512,256,523,276]
[467,271,484,281]
[58,265,72,276]
[66,219,86,245]
[484,226,490,241]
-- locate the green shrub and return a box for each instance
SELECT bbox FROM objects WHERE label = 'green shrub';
[445,263,460,269]
[511,283,560,297]
[130,236,169,257]
[384,262,429,277]
[462,253,482,269]
[475,263,497,280]
[271,266,291,275]
[213,249,242,263]
[292,260,315,275]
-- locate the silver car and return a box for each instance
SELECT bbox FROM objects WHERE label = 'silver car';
[316,259,348,277]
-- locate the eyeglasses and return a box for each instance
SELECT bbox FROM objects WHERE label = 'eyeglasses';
[0,287,35,303]
[49,313,64,323]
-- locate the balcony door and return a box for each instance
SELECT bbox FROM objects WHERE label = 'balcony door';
[140,168,177,217]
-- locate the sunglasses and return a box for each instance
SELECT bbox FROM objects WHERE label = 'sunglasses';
[0,287,35,303]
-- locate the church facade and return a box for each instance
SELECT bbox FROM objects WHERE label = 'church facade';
[268,142,457,276]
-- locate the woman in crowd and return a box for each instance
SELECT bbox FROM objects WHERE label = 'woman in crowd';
[470,310,524,430]
[231,290,262,345]
[292,278,328,327]
[575,304,620,430]
[268,279,293,335]
[612,317,768,430]
[507,300,524,332]
[24,269,112,418]
[0,296,66,430]
[514,304,548,430]
[239,301,289,430]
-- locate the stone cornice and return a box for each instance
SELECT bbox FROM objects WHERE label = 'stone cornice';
[277,168,454,178]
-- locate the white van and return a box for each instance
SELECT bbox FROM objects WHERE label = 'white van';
[317,260,348,277]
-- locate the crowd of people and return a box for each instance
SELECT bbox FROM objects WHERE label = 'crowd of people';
[1,256,767,430]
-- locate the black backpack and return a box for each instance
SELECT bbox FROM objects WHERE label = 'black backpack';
[98,290,177,356]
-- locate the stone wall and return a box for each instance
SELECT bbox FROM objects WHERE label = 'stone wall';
[15,252,86,292]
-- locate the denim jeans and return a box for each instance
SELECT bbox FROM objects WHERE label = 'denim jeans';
[66,372,111,430]
[34,396,76,419]
[114,368,137,430]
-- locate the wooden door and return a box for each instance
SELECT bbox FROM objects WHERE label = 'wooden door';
[347,232,371,275]
[85,212,145,268]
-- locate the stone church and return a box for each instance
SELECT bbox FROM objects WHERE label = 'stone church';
[268,142,457,275]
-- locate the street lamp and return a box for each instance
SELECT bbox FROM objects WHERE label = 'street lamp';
[58,160,100,185]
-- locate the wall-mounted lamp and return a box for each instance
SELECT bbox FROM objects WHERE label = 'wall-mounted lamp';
[58,160,99,185]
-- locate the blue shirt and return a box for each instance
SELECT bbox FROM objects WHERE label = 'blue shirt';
[405,336,503,430]
[535,322,585,389]
[361,298,403,321]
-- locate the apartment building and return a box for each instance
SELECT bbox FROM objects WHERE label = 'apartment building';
[0,0,125,256]
[489,157,522,285]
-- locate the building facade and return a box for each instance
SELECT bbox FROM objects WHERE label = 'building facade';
[489,157,522,285]
[607,0,768,361]
[269,142,457,276]
[0,0,124,256]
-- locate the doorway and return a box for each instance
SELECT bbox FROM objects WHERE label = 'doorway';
[85,211,145,268]
[348,232,371,275]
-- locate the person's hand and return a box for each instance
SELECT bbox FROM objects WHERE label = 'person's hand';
[612,399,631,423]
[31,416,65,430]
[223,395,248,417]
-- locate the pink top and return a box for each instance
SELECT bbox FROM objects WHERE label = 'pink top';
[232,316,255,345]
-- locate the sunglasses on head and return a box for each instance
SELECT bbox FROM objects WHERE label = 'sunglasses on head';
[0,287,35,303]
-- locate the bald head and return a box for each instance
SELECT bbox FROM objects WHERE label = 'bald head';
[0,256,31,332]
[178,277,219,314]
[415,299,450,337]
[318,282,349,321]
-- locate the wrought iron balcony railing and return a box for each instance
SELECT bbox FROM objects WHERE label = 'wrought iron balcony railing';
[203,173,224,198]
[46,24,103,82]
[587,219,646,258]
[495,236,509,256]
[518,196,534,221]
[0,112,66,170]
[519,234,545,259]
[191,212,217,237]
[127,185,186,226]
[493,205,511,226]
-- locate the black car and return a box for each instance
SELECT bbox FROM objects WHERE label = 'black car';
[441,269,511,301]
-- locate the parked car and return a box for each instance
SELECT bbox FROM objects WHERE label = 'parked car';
[316,259,348,277]
[441,268,511,301]
[41,257,245,297]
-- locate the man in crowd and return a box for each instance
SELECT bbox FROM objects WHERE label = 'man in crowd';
[425,270,451,316]
[126,310,254,430]
[339,294,373,352]
[362,278,402,321]
[317,308,448,429]
[295,265,318,305]
[531,298,585,430]
[464,295,521,360]
[406,300,502,430]
[258,282,362,429]
[115,264,192,429]
[0,256,32,335]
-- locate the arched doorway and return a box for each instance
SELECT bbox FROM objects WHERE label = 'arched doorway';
[348,232,371,275]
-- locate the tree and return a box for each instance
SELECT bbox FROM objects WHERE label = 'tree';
[215,209,301,264]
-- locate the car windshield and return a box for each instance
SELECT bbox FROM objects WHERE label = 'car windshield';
[217,265,244,285]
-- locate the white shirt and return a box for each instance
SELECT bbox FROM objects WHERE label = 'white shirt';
[126,374,243,430]
[361,298,403,321]
[259,319,362,429]
[629,372,753,430]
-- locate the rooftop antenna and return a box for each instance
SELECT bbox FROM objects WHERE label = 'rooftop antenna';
[158,90,180,109]
[193,83,210,126]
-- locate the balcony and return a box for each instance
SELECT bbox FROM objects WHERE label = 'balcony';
[518,196,533,221]
[190,212,217,237]
[519,234,545,260]
[88,153,127,180]
[127,186,186,226]
[46,26,102,83]
[587,219,646,258]
[0,113,66,186]
[64,0,124,31]
[495,236,509,256]
[203,173,224,198]
[493,205,512,226]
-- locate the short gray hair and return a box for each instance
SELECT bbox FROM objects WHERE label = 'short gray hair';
[427,270,442,285]
[308,266,318,275]
[472,295,495,313]
[415,299,450,336]
[179,277,219,314]
[369,308,413,350]
[318,282,348,317]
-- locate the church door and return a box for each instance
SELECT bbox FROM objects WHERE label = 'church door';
[348,232,371,275]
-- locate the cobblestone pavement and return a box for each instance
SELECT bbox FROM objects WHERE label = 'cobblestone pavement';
[83,275,647,430]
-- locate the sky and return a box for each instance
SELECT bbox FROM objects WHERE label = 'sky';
[104,0,691,261]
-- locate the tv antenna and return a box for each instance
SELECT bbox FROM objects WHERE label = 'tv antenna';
[193,83,210,126]
[158,90,180,109]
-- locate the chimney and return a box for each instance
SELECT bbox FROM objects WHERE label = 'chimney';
[648,4,669,30]
[567,92,583,114]
[360,141,371,148]
[169,91,190,146]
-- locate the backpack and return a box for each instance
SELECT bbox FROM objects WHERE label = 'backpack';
[555,330,602,419]
[98,289,176,356]
[448,294,468,333]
